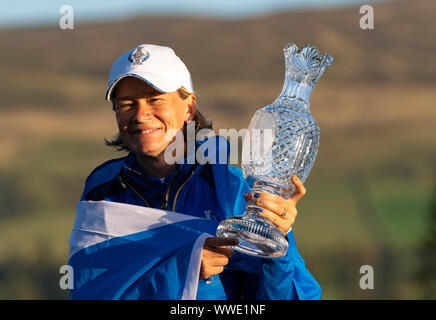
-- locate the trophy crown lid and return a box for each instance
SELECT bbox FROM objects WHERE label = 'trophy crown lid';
[283,43,334,86]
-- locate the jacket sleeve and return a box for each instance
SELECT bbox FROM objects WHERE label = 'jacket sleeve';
[79,158,126,201]
[212,161,321,300]
[253,230,321,300]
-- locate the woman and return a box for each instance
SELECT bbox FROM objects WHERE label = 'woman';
[71,44,321,300]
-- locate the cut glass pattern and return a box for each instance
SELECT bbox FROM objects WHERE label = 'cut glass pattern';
[216,43,334,258]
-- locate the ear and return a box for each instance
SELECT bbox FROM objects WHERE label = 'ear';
[184,94,197,123]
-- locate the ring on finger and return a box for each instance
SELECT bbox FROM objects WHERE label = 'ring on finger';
[280,209,288,217]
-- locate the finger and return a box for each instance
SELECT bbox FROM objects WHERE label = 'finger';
[205,236,239,248]
[254,197,286,217]
[209,266,224,276]
[257,207,283,226]
[253,192,283,205]
[211,257,229,267]
[257,208,293,235]
[201,266,224,280]
[289,175,306,203]
[206,246,235,259]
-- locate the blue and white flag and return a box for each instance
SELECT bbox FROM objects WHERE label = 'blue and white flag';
[68,201,219,300]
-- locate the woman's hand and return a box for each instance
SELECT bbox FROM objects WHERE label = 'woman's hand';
[200,237,239,280]
[244,175,306,236]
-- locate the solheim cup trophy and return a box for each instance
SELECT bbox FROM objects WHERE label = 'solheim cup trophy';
[216,43,334,258]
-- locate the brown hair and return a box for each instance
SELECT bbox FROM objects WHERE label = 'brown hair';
[104,86,213,151]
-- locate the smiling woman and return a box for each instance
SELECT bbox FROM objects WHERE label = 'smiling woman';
[69,43,321,300]
[113,77,195,161]
[105,85,212,154]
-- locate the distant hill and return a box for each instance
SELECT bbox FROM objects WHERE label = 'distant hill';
[1,0,435,172]
[0,0,435,110]
[0,0,435,164]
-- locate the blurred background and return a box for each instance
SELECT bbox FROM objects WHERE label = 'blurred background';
[0,0,435,299]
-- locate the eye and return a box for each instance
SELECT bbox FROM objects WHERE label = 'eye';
[116,103,134,111]
[149,98,163,104]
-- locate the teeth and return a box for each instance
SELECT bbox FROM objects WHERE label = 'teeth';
[140,129,159,134]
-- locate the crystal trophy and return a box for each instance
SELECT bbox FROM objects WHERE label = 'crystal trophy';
[216,43,333,258]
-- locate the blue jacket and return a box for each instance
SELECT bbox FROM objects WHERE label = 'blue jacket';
[79,136,321,300]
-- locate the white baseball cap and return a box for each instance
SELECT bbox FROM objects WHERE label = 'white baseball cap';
[105,44,194,101]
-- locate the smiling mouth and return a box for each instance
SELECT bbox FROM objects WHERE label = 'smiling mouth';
[132,128,162,135]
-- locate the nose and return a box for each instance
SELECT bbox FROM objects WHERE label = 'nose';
[132,100,153,123]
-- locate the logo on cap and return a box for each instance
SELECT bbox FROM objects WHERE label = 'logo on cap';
[128,47,150,65]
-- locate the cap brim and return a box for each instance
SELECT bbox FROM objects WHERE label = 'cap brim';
[105,73,181,101]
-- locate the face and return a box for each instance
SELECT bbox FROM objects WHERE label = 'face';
[113,77,195,158]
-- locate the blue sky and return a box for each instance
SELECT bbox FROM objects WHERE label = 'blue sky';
[1,0,392,26]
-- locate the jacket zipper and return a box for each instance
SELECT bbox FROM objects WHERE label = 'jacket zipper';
[120,165,196,211]
[119,176,151,207]
[171,169,196,211]
[162,167,179,209]
[119,168,179,210]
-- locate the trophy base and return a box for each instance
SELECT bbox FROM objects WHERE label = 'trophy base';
[216,214,288,258]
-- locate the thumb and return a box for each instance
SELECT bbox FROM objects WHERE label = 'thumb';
[205,237,239,248]
[289,175,306,203]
